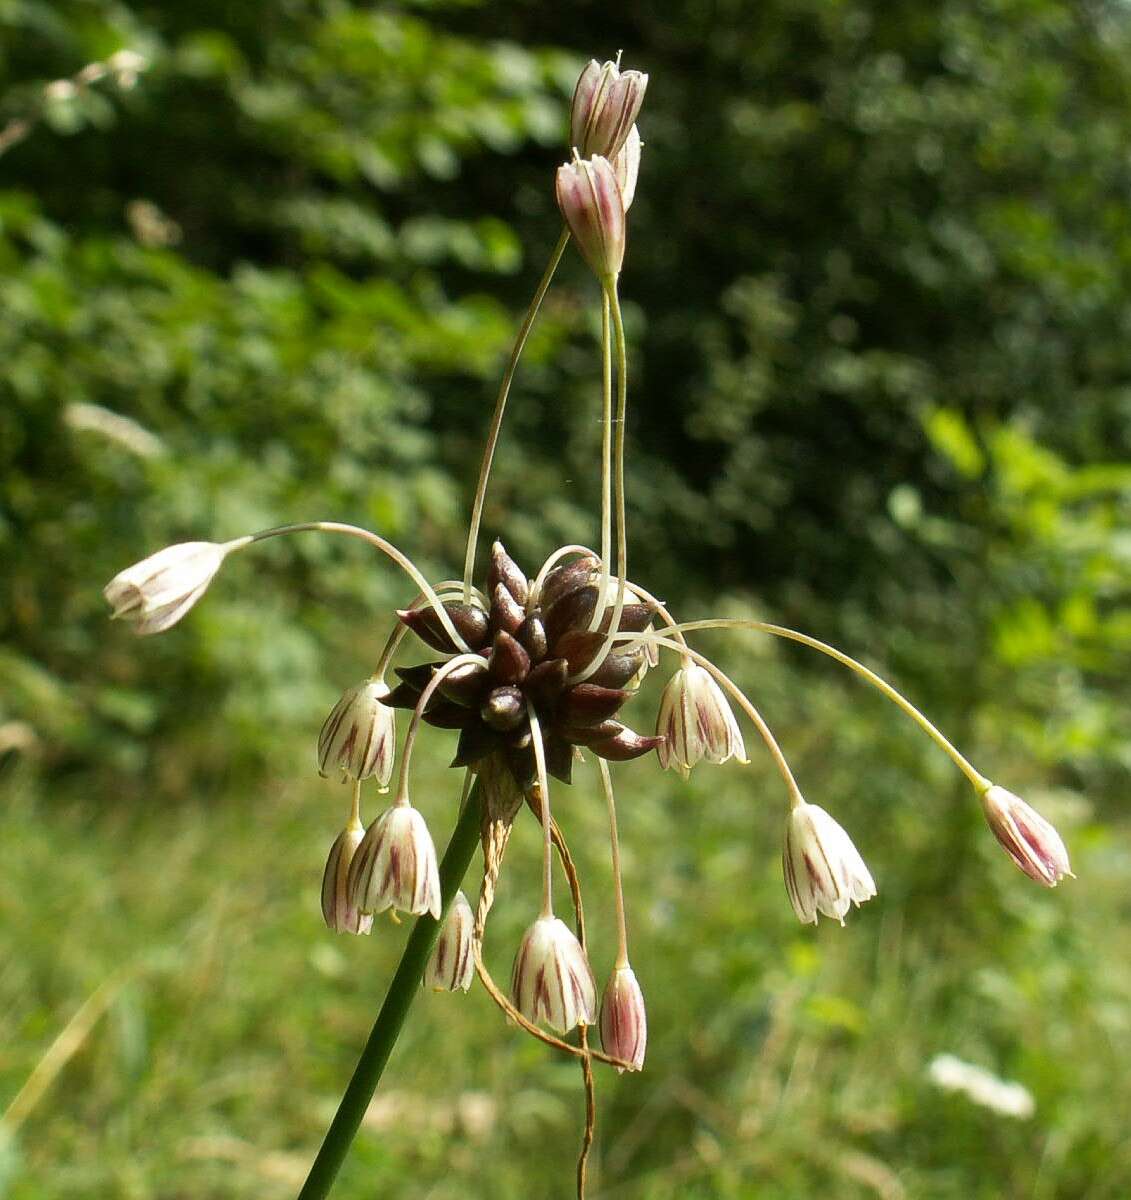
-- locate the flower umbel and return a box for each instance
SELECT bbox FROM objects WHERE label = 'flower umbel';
[783,800,877,925]
[426,889,475,992]
[511,915,597,1033]
[599,964,647,1072]
[317,678,396,788]
[980,784,1072,887]
[348,803,441,919]
[656,662,747,777]
[104,540,242,635]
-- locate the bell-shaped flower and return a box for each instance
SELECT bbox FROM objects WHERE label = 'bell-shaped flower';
[655,663,747,778]
[425,889,475,992]
[556,155,625,282]
[511,915,597,1033]
[599,963,647,1072]
[104,540,238,635]
[783,800,876,925]
[320,821,373,935]
[317,677,396,788]
[980,784,1072,887]
[570,58,648,160]
[348,803,441,919]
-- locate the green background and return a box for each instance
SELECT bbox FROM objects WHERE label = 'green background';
[1,1,1128,1196]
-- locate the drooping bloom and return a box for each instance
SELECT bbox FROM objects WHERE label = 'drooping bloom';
[570,58,648,160]
[426,889,475,992]
[599,964,647,1072]
[317,677,396,787]
[655,663,747,777]
[321,821,373,935]
[104,540,237,635]
[511,915,597,1033]
[348,804,442,919]
[782,800,876,925]
[980,784,1071,887]
[556,156,625,282]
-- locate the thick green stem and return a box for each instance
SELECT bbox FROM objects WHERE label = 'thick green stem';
[296,783,483,1200]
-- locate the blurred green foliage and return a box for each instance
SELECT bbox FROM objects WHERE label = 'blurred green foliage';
[0,0,1128,1197]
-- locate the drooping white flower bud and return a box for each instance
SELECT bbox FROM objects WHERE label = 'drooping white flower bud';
[510,915,597,1033]
[425,889,475,992]
[348,803,442,919]
[570,58,648,160]
[782,800,876,926]
[655,663,747,778]
[980,784,1072,887]
[556,156,625,282]
[104,540,239,635]
[321,821,373,935]
[599,964,647,1072]
[317,678,396,788]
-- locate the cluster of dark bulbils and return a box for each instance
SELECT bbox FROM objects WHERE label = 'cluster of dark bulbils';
[386,541,662,789]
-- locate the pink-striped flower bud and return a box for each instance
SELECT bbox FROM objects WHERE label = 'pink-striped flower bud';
[556,156,625,282]
[655,663,748,778]
[783,800,876,926]
[570,58,648,160]
[980,784,1072,887]
[317,678,396,787]
[599,964,647,1072]
[348,803,441,919]
[511,915,597,1033]
[320,820,373,935]
[425,889,474,992]
[613,123,642,211]
[104,540,238,635]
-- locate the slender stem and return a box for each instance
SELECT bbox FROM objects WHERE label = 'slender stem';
[528,544,599,608]
[373,581,485,679]
[597,759,630,969]
[348,779,362,830]
[574,280,628,679]
[527,705,555,919]
[588,291,614,633]
[636,634,805,807]
[394,654,487,804]
[245,522,469,653]
[462,227,571,600]
[655,618,989,791]
[296,782,483,1200]
[613,578,690,656]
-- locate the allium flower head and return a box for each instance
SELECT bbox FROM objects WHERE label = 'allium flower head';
[317,677,396,787]
[599,964,647,1072]
[570,58,648,160]
[655,663,747,777]
[556,156,625,282]
[321,821,373,936]
[783,800,876,925]
[426,889,475,992]
[348,804,442,919]
[980,784,1071,887]
[103,540,234,635]
[511,915,597,1033]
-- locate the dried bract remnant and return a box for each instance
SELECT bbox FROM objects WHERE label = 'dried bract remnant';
[385,542,662,790]
[980,784,1071,887]
[783,800,876,925]
[511,915,597,1034]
